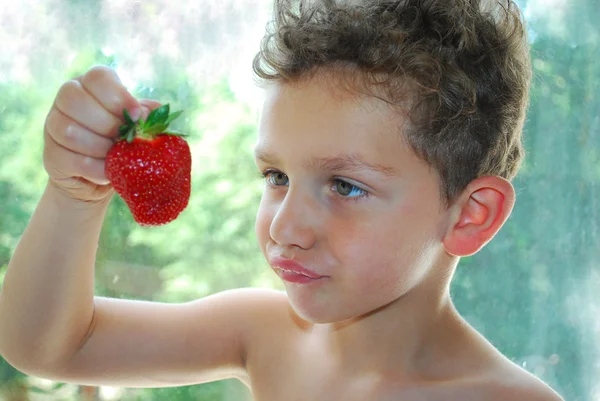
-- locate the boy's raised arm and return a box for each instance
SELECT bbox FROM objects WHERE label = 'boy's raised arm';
[0,66,274,387]
[0,182,109,372]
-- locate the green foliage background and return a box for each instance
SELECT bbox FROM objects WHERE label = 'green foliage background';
[0,0,598,400]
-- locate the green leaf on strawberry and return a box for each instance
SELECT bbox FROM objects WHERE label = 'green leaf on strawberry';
[165,110,183,125]
[118,103,186,142]
[123,108,135,126]
[144,104,169,128]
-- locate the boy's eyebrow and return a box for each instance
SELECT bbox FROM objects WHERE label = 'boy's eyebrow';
[253,147,397,177]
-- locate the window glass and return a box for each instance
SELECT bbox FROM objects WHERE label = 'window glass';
[0,1,597,400]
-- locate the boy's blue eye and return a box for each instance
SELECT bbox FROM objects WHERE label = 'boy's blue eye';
[264,171,289,186]
[333,180,366,198]
[261,170,369,201]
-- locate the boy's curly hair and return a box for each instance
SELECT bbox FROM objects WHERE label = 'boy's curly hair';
[253,0,532,205]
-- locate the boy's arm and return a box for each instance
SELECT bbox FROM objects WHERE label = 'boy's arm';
[0,182,279,387]
[0,183,108,370]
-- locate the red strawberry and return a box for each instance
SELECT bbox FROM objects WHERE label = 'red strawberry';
[105,104,191,226]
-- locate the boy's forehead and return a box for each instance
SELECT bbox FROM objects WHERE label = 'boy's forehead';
[254,82,428,179]
[262,78,392,108]
[259,80,407,139]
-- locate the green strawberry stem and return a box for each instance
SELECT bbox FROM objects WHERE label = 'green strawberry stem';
[119,104,186,143]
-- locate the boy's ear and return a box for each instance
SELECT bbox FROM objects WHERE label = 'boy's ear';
[442,176,516,257]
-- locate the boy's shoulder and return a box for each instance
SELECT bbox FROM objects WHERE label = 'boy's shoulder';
[385,354,565,401]
[440,326,565,401]
[379,351,564,401]
[465,361,564,401]
[380,320,564,401]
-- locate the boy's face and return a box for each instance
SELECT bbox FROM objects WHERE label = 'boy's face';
[254,78,451,323]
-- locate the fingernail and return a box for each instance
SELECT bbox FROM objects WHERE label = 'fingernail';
[129,107,142,121]
[140,106,150,120]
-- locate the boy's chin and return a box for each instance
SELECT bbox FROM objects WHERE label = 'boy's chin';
[283,290,341,324]
[285,289,382,325]
[289,304,352,325]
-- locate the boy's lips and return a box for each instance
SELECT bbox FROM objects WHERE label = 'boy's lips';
[270,257,326,280]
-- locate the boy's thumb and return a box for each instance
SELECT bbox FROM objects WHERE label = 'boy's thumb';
[140,105,151,121]
[138,98,163,119]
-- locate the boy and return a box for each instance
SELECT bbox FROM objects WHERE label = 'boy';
[0,0,564,400]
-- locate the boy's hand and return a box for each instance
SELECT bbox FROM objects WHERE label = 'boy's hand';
[43,66,158,202]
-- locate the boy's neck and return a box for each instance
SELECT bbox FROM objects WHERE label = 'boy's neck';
[313,262,470,379]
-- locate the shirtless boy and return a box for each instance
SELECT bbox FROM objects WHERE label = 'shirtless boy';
[0,0,564,400]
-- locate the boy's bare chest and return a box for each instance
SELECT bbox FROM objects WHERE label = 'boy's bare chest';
[249,371,472,401]
[249,368,383,401]
[247,341,377,400]
[247,346,471,401]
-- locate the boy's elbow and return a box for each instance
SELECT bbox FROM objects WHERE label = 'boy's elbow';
[0,297,96,375]
[0,342,75,381]
[0,327,79,378]
[0,350,39,377]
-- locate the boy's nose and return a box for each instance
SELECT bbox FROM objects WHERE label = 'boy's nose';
[269,189,318,250]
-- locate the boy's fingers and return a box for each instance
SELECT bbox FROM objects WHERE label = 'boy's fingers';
[44,130,110,186]
[54,79,124,139]
[80,66,141,122]
[45,108,115,159]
